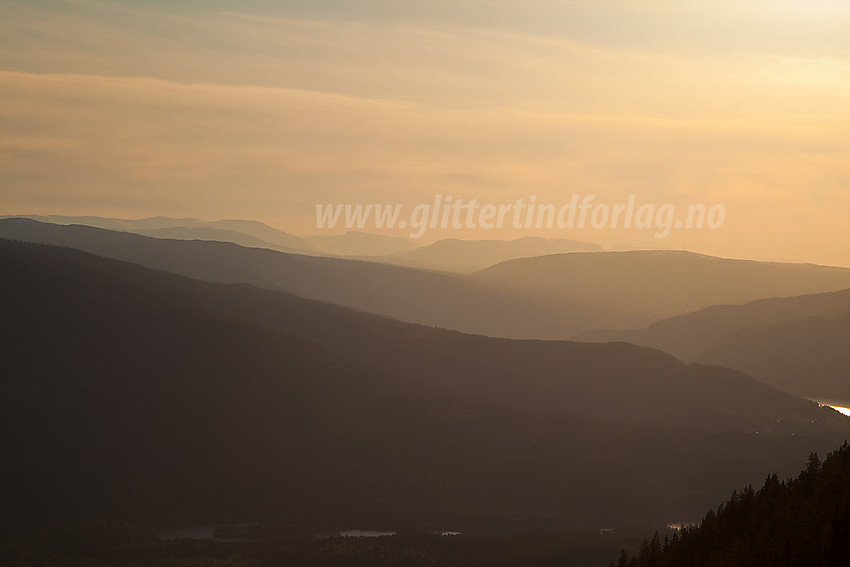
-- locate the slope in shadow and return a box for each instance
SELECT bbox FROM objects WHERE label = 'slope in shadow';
[3,239,849,534]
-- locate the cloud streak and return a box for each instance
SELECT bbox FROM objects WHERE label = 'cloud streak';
[0,0,848,264]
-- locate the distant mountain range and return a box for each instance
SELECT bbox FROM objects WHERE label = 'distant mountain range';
[7,219,850,340]
[576,288,850,401]
[381,236,602,273]
[1,215,602,272]
[0,218,613,338]
[2,237,848,534]
[305,230,421,256]
[0,214,321,254]
[470,250,850,320]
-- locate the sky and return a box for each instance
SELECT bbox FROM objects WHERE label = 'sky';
[1,0,849,265]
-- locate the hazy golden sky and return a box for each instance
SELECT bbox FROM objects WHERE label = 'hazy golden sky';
[1,0,848,264]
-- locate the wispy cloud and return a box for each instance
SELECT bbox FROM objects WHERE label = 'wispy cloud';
[0,0,848,263]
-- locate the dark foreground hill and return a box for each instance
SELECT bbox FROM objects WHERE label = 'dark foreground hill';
[618,442,850,567]
[2,238,848,536]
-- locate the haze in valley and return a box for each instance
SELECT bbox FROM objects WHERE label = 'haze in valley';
[2,2,850,566]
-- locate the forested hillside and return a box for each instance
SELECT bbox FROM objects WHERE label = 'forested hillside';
[617,442,850,567]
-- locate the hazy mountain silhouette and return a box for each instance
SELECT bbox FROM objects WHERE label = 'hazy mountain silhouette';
[695,312,850,402]
[471,250,850,320]
[384,237,603,273]
[201,218,320,252]
[575,288,850,401]
[135,226,315,254]
[372,236,602,273]
[1,214,320,254]
[306,230,420,256]
[3,238,849,535]
[576,288,850,360]
[0,214,204,231]
[0,218,622,338]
